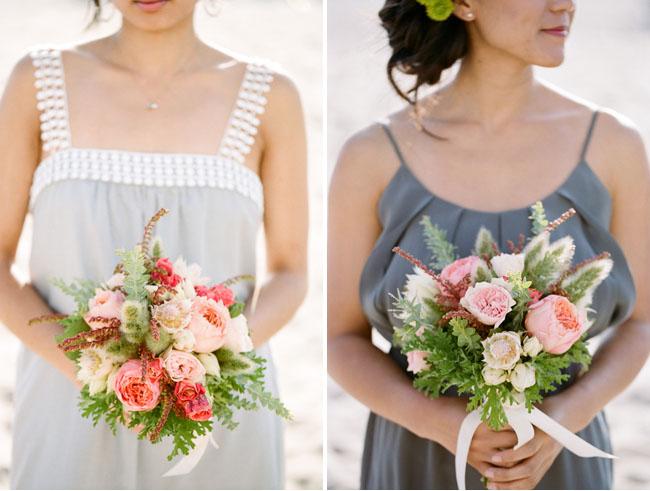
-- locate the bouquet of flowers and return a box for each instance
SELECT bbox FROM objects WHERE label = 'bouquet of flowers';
[30,208,291,464]
[391,202,614,488]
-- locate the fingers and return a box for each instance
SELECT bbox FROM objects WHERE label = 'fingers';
[484,458,536,483]
[491,435,544,465]
[473,427,519,452]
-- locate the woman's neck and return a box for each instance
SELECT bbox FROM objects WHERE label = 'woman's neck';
[108,16,204,77]
[442,43,539,129]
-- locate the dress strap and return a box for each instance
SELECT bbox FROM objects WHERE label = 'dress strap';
[379,121,408,167]
[217,61,274,163]
[29,46,71,155]
[578,109,600,162]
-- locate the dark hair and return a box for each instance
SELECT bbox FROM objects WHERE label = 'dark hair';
[379,0,469,105]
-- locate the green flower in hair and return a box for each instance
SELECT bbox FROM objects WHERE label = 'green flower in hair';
[416,0,455,21]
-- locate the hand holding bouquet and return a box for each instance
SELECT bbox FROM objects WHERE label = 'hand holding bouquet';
[391,202,614,489]
[30,208,291,467]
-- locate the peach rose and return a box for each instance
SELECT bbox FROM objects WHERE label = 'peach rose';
[406,350,429,374]
[440,256,488,297]
[525,294,585,354]
[84,289,125,330]
[113,360,161,412]
[460,282,515,327]
[163,349,206,383]
[187,296,230,353]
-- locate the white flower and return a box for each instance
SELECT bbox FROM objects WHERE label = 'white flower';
[509,363,536,392]
[151,297,192,334]
[106,273,125,289]
[404,267,439,306]
[77,348,114,395]
[482,366,507,386]
[523,336,543,357]
[482,331,522,370]
[173,329,196,352]
[197,352,221,377]
[490,253,525,278]
[490,276,514,293]
[173,258,211,292]
[223,314,254,353]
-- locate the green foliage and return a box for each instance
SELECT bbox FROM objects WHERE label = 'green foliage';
[525,338,591,409]
[474,266,494,283]
[216,348,256,376]
[507,273,533,329]
[529,201,549,236]
[449,317,481,353]
[420,215,457,270]
[527,246,565,292]
[78,387,126,434]
[50,278,99,313]
[116,246,150,301]
[229,302,245,318]
[151,237,164,262]
[473,227,498,259]
[144,328,172,355]
[523,233,549,274]
[119,300,150,344]
[561,260,611,305]
[55,314,90,361]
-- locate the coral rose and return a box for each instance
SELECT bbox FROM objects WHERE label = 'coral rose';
[84,289,125,330]
[174,381,213,421]
[113,360,161,411]
[187,296,230,353]
[151,258,182,288]
[525,294,585,354]
[195,284,236,307]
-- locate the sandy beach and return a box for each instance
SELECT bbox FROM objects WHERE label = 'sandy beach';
[327,1,650,489]
[0,1,323,489]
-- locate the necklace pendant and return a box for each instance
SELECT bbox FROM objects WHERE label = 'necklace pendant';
[146,101,159,110]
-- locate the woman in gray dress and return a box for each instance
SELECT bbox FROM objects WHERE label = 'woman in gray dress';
[328,0,650,489]
[0,0,308,488]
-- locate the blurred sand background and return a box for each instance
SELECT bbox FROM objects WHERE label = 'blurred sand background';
[327,1,650,489]
[0,0,323,489]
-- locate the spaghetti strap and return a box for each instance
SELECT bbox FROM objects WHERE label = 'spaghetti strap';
[579,109,600,162]
[379,121,408,167]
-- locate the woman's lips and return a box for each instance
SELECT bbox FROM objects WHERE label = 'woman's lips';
[133,0,169,13]
[541,26,569,38]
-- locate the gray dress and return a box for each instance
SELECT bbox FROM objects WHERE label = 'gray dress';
[359,111,637,490]
[10,46,284,489]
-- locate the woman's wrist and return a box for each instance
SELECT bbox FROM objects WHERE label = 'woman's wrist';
[407,393,466,453]
[541,385,599,433]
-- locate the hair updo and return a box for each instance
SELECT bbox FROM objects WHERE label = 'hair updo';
[379,0,469,105]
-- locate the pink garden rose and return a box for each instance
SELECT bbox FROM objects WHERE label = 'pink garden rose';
[187,296,230,353]
[406,350,429,374]
[175,381,213,421]
[195,284,236,307]
[525,294,585,354]
[113,360,161,411]
[84,289,125,330]
[460,282,515,327]
[440,256,488,297]
[163,349,206,382]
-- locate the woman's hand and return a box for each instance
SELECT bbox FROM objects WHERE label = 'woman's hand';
[482,427,562,490]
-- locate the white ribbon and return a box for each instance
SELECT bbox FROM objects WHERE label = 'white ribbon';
[455,404,616,490]
[162,433,219,477]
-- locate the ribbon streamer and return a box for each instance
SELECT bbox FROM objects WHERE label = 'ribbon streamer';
[162,433,219,477]
[455,404,616,490]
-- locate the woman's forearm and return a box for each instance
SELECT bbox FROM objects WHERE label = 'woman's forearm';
[328,332,466,453]
[248,269,308,347]
[547,318,650,432]
[0,260,79,385]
